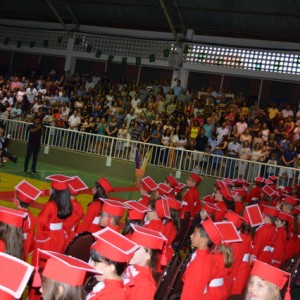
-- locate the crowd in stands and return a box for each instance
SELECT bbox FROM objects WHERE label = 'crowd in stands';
[0,70,300,177]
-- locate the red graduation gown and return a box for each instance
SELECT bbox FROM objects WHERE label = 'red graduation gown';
[205,252,232,300]
[214,201,227,222]
[0,240,5,252]
[271,227,287,268]
[86,279,126,300]
[181,186,200,218]
[123,265,156,300]
[162,221,177,264]
[181,249,212,300]
[234,201,245,215]
[21,209,36,260]
[251,223,276,264]
[77,200,102,233]
[230,232,252,295]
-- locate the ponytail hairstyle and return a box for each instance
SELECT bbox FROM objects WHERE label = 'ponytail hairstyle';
[51,188,72,219]
[0,222,24,259]
[169,208,181,237]
[216,244,233,268]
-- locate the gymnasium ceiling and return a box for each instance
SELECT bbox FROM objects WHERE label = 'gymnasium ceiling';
[1,0,300,43]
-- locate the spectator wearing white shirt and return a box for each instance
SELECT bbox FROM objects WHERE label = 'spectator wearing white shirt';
[236,115,248,136]
[2,92,14,106]
[131,94,141,109]
[26,83,38,104]
[216,122,230,142]
[281,104,294,119]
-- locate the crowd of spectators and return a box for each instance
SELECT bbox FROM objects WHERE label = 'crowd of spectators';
[0,69,300,178]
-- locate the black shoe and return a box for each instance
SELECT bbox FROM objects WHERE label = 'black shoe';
[9,155,18,163]
[30,170,37,174]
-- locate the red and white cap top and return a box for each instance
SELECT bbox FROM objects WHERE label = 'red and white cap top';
[284,195,299,206]
[254,177,265,184]
[201,201,221,215]
[156,198,171,219]
[100,198,127,217]
[218,180,234,201]
[45,174,73,191]
[14,179,42,204]
[0,206,27,227]
[125,200,150,220]
[263,205,280,217]
[130,224,167,250]
[97,177,115,194]
[38,249,101,286]
[92,227,139,263]
[251,259,290,290]
[190,172,202,184]
[166,175,179,188]
[157,183,173,196]
[0,252,34,299]
[202,218,242,245]
[224,210,247,229]
[262,185,279,198]
[244,204,264,227]
[140,176,158,193]
[174,182,186,193]
[68,176,88,195]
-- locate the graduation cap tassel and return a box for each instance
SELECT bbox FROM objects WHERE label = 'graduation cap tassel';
[160,243,168,267]
[32,266,42,288]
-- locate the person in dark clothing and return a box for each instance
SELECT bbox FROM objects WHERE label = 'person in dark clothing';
[24,117,45,174]
[195,128,208,152]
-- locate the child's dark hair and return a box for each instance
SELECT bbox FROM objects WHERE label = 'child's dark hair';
[90,249,126,276]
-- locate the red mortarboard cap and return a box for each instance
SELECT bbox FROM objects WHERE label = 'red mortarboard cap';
[203,194,215,204]
[293,183,300,190]
[45,174,73,191]
[0,252,34,299]
[166,175,179,188]
[0,206,27,227]
[39,249,101,286]
[202,218,222,244]
[190,172,202,184]
[174,182,185,194]
[14,180,42,204]
[262,185,277,197]
[269,175,278,182]
[284,195,299,206]
[68,176,88,195]
[251,260,290,289]
[97,177,115,194]
[219,181,234,201]
[125,200,150,220]
[165,196,181,211]
[130,224,167,250]
[263,205,280,217]
[264,178,273,185]
[278,211,294,224]
[224,210,247,228]
[233,187,248,198]
[215,221,242,243]
[156,198,171,219]
[0,289,13,300]
[100,198,127,217]
[202,201,221,215]
[140,176,158,193]
[234,179,250,187]
[223,178,234,187]
[244,204,264,227]
[92,227,139,262]
[255,177,265,184]
[157,183,173,196]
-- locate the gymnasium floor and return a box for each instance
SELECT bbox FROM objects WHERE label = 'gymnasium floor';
[0,157,141,217]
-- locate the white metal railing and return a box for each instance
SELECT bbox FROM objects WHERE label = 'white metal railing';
[2,118,299,186]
